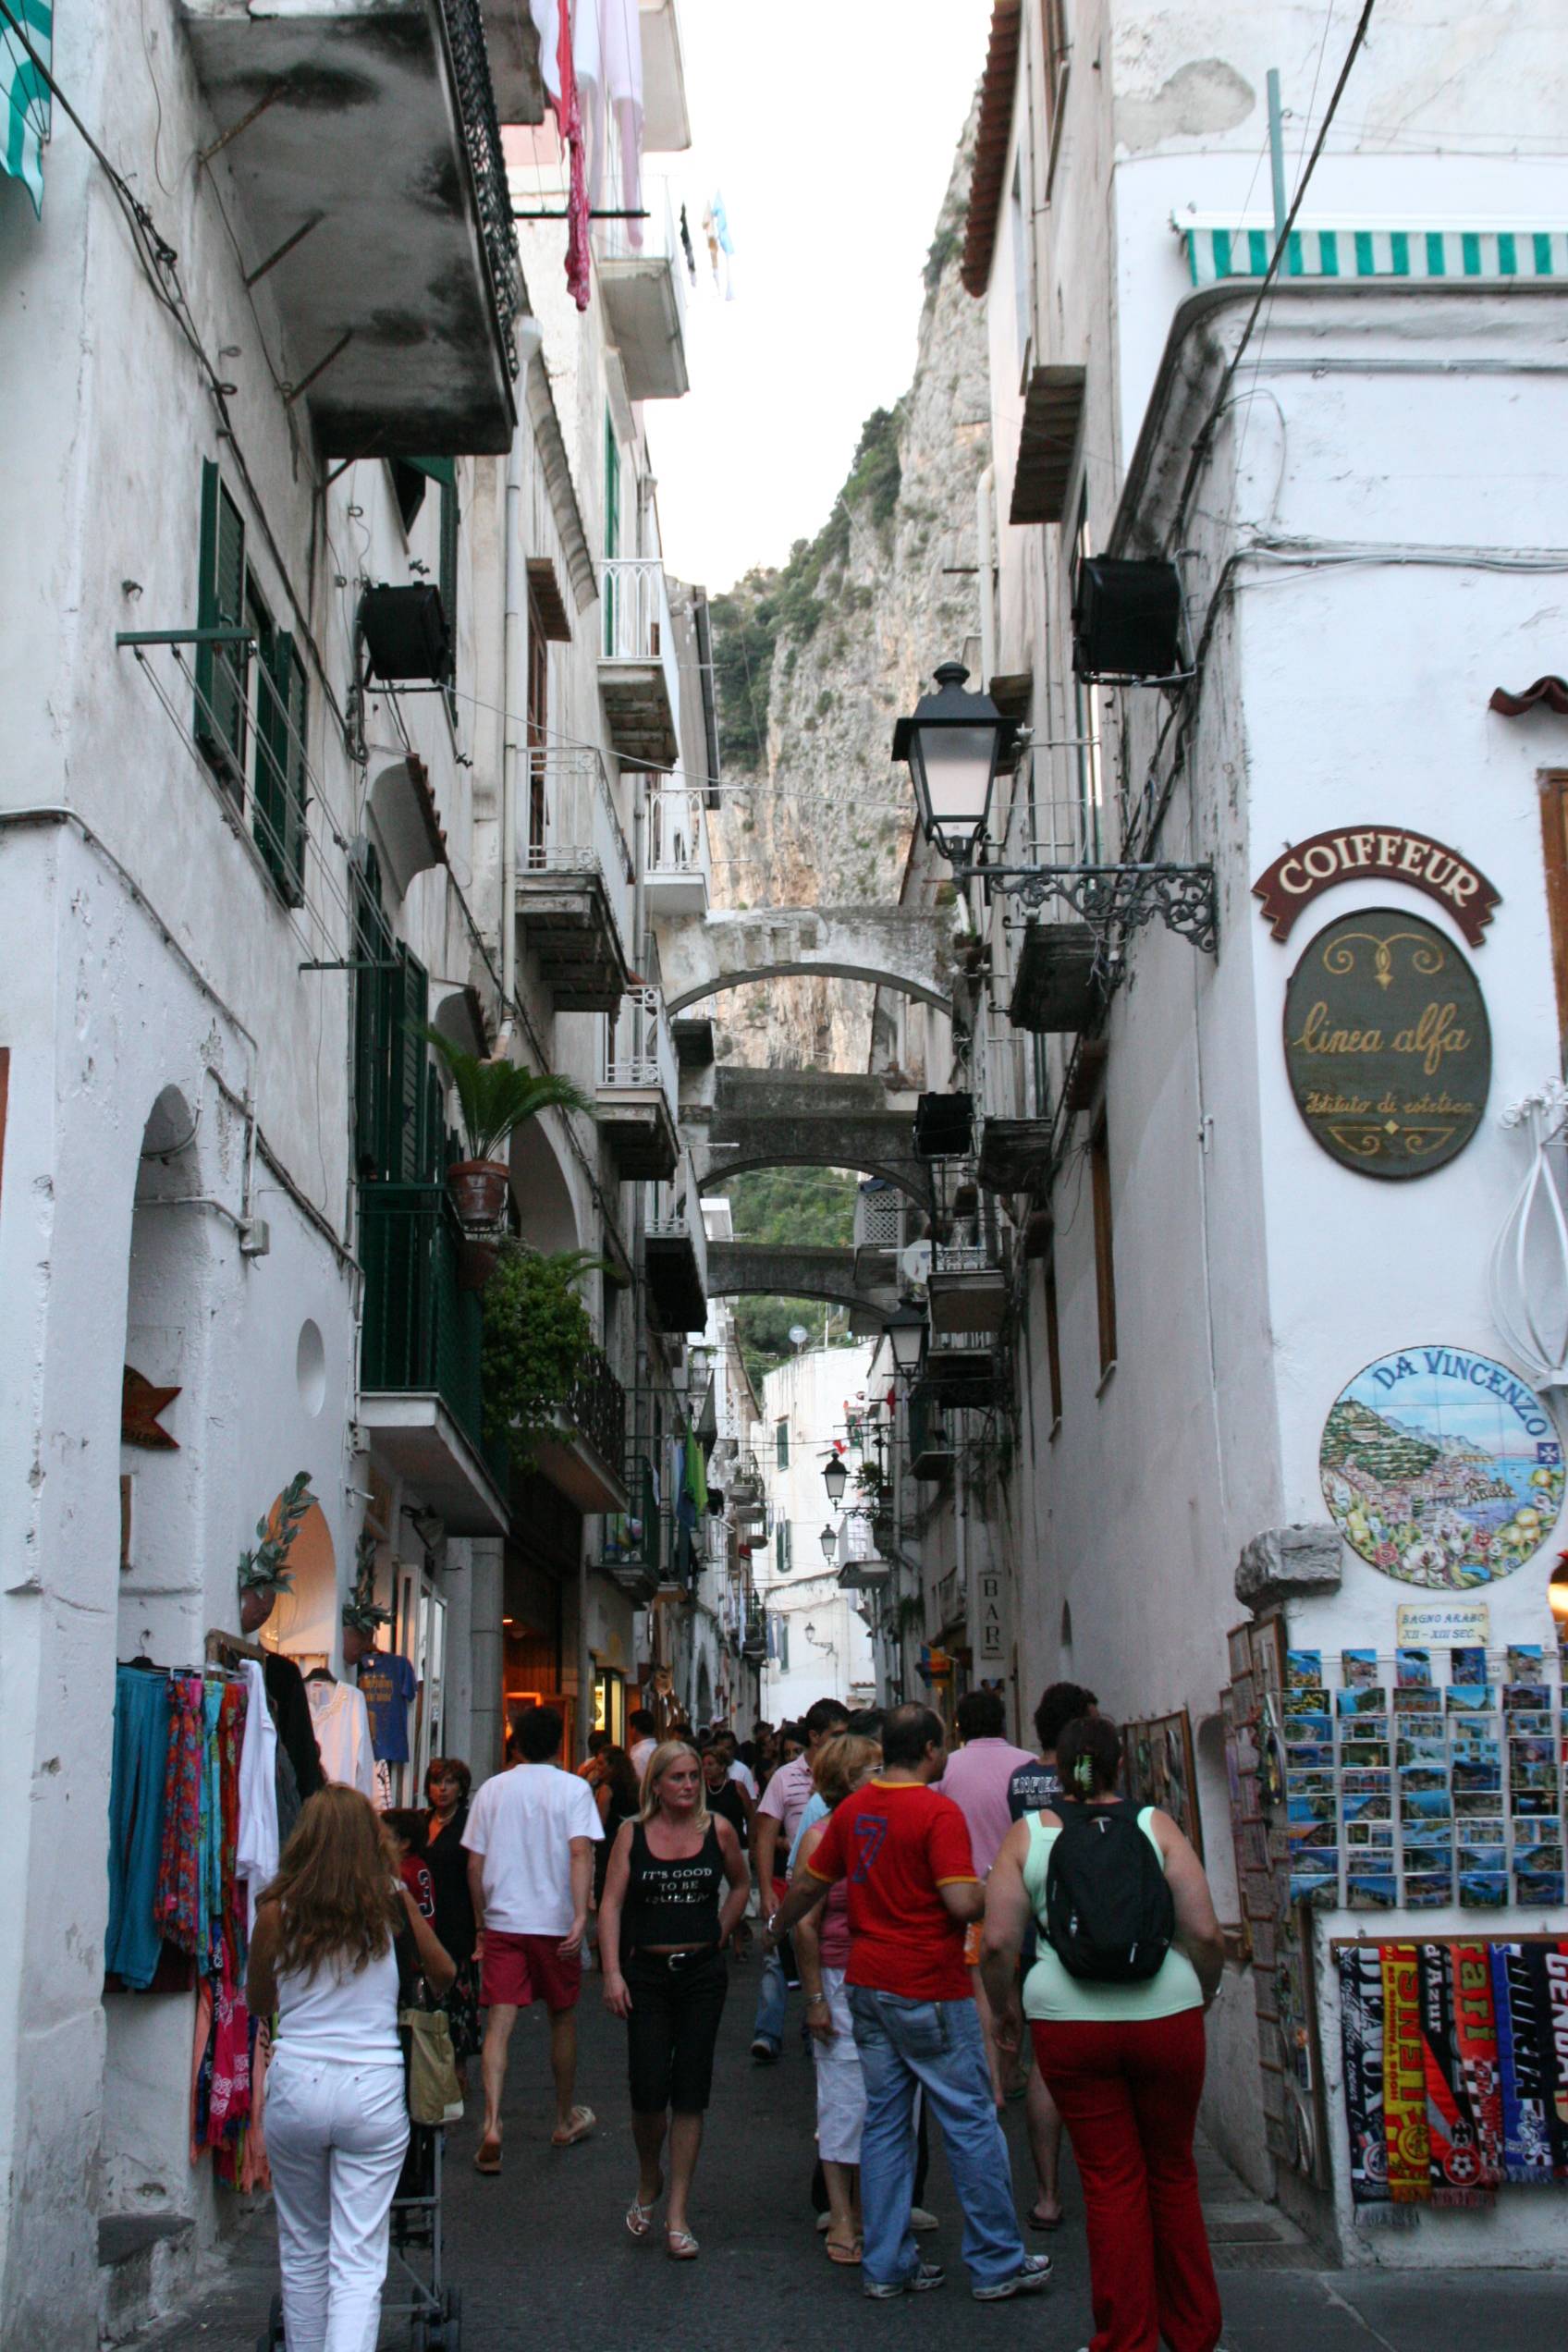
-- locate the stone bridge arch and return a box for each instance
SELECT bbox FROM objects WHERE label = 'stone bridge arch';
[704,1242,895,1323]
[692,1070,931,1206]
[659,906,956,1016]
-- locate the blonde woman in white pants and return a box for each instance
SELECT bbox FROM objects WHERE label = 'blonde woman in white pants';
[792,1735,882,2264]
[248,1786,454,2352]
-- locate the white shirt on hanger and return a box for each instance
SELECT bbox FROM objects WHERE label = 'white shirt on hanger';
[305,1678,377,1800]
[236,1660,279,1932]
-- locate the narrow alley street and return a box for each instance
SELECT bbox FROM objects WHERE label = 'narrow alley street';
[141,1970,1566,2352]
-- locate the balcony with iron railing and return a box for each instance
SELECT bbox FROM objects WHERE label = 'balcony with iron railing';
[597,986,680,1181]
[644,1149,709,1335]
[644,782,709,916]
[357,1183,508,1533]
[178,0,533,455]
[599,557,680,767]
[515,746,633,1012]
[532,1342,629,1518]
[594,172,691,402]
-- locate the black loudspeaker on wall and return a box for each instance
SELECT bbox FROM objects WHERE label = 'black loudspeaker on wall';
[358,583,453,683]
[1072,557,1184,681]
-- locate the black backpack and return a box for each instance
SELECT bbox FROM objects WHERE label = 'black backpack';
[1043,1798,1175,1983]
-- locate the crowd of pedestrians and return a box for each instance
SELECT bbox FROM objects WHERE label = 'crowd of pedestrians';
[250,1681,1228,2348]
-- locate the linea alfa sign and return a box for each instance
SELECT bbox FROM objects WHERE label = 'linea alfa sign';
[1253,827,1501,947]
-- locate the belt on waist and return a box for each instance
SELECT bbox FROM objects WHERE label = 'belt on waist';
[628,1943,720,1969]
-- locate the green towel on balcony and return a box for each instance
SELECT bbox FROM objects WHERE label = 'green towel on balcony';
[684,1426,707,1520]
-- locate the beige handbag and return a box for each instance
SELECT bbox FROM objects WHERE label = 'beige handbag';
[399,2006,464,2126]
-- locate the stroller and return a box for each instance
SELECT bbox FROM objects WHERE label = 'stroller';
[256,2121,461,2350]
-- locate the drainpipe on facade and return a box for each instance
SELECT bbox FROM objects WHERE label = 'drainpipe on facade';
[954,1441,969,1678]
[976,464,997,687]
[496,435,526,1058]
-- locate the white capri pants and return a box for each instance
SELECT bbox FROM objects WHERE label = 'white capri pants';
[811,1966,866,2164]
[265,2052,410,2352]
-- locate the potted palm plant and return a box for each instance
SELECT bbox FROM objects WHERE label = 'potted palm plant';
[426,1029,595,1231]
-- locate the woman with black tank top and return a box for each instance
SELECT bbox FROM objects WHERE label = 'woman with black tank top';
[598,1739,751,2260]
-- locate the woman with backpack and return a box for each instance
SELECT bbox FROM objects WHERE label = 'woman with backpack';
[979,1713,1225,2352]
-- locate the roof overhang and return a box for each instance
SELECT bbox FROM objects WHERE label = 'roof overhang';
[962,2,1023,300]
[1008,365,1086,525]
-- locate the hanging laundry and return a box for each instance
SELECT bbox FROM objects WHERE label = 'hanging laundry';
[709,188,736,299]
[527,0,590,308]
[601,0,644,248]
[679,201,697,286]
[235,1660,278,1936]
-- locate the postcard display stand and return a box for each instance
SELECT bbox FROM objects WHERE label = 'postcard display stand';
[1221,1621,1568,2201]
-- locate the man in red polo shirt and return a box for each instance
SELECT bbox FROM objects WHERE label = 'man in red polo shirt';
[770,1702,1051,2305]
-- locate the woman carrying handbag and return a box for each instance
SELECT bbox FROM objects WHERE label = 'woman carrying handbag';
[248,1786,455,2352]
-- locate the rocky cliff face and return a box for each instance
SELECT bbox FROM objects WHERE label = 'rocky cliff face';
[707,109,989,1074]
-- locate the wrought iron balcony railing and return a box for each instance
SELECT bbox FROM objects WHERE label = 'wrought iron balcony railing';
[440,0,527,376]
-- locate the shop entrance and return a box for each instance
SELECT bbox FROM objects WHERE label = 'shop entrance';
[502,1475,582,1760]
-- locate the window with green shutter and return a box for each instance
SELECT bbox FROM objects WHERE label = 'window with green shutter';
[351,848,435,1183]
[775,1416,789,1468]
[195,459,248,791]
[438,479,459,685]
[252,606,309,907]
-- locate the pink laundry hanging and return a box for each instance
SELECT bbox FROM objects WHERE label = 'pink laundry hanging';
[557,0,591,311]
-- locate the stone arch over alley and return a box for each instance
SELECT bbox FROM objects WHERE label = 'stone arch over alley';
[659,904,957,1016]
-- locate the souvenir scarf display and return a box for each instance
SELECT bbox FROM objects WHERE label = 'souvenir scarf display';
[1491,1940,1568,2181]
[1338,1938,1568,2206]
[106,1659,271,2189]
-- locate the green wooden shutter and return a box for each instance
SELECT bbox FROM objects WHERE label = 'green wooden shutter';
[438,481,459,683]
[353,850,396,1178]
[195,459,247,789]
[603,410,619,655]
[394,945,432,1182]
[253,631,308,905]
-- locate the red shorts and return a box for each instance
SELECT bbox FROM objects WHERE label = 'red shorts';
[480,1930,582,2014]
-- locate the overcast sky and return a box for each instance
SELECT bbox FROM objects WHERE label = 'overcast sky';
[645,0,995,595]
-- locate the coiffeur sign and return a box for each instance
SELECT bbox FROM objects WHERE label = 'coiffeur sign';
[1254,827,1501,947]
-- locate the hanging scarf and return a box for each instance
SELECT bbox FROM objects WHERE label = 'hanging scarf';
[556,0,590,311]
[1452,1942,1505,2191]
[154,1676,205,1954]
[1337,1946,1391,2213]
[1491,1943,1558,2181]
[1380,1942,1429,2202]
[1417,1942,1493,2206]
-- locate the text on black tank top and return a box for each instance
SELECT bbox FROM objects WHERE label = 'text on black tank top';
[623,1819,726,1949]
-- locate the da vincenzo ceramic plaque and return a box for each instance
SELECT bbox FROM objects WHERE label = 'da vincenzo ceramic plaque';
[1321,1347,1564,1588]
[1282,910,1490,1178]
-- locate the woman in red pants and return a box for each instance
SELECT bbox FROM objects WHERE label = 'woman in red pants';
[981,1713,1225,2352]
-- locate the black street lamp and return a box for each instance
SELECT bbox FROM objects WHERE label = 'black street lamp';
[885,1302,927,1379]
[820,1524,839,1563]
[822,1454,848,1507]
[892,661,1016,864]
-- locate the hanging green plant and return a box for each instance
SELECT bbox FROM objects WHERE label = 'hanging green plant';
[481,1243,612,1460]
[237,1470,316,1594]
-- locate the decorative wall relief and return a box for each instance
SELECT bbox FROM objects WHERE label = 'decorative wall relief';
[1321,1348,1564,1587]
[1282,910,1490,1177]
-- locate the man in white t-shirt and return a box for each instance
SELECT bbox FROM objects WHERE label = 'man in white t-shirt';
[464,1705,602,2174]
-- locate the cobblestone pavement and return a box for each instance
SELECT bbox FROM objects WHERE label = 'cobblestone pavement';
[140,1961,1567,2352]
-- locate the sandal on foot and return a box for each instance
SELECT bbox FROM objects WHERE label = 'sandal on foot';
[1028,2206,1065,2231]
[826,2236,863,2266]
[666,2226,700,2261]
[551,2103,596,2147]
[626,2198,658,2240]
[473,2136,502,2175]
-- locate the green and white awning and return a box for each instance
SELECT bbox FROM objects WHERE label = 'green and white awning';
[3,0,51,217]
[1180,215,1568,289]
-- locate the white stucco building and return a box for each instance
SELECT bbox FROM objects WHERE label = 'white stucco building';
[0,1,727,2340]
[750,1342,879,1720]
[875,0,1568,2269]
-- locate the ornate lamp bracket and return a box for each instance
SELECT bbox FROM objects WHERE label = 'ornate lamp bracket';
[954,862,1219,954]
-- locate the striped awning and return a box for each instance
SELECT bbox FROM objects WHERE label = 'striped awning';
[2,0,50,216]
[1180,218,1568,289]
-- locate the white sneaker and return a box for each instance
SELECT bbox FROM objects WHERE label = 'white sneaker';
[815,2213,832,2234]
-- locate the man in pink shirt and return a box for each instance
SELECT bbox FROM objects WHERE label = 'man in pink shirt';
[750,1697,847,2061]
[937,1690,1036,2102]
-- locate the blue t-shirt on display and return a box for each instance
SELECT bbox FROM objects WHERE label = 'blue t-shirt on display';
[358,1652,418,1762]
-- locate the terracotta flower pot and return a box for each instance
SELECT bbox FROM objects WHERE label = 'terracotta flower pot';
[447,1159,510,1231]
